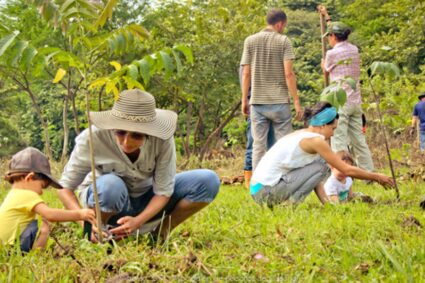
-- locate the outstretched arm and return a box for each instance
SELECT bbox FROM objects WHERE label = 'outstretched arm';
[57,188,82,210]
[33,202,95,223]
[301,137,395,188]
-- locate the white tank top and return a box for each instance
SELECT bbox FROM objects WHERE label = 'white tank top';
[252,131,324,186]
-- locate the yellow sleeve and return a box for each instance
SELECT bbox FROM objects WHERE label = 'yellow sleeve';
[19,190,45,212]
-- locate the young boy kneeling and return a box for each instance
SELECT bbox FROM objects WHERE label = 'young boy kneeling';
[0,147,95,252]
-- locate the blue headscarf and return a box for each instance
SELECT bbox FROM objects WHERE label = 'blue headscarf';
[309,107,338,126]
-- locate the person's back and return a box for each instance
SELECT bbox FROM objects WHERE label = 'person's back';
[240,8,302,170]
[244,30,293,104]
[325,41,361,105]
[252,130,324,187]
[0,186,44,245]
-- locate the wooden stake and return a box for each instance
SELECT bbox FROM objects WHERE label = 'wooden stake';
[319,12,329,87]
[85,90,103,242]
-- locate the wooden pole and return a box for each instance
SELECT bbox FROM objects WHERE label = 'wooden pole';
[319,13,329,87]
[85,90,103,242]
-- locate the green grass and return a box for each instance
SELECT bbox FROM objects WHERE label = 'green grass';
[1,177,424,281]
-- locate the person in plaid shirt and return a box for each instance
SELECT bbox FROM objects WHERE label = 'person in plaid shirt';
[319,6,374,172]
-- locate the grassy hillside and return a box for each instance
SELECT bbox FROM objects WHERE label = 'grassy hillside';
[1,170,424,281]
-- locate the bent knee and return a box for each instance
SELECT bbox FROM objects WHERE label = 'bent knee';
[96,174,127,199]
[88,174,128,212]
[202,169,220,198]
[180,169,220,203]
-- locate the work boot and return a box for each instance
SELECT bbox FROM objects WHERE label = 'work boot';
[244,170,252,189]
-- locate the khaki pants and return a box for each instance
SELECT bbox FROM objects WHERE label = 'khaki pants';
[331,104,374,171]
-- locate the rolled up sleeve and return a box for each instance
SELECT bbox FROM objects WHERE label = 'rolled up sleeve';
[152,137,176,197]
[59,129,92,190]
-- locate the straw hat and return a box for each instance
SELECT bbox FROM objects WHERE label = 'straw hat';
[90,89,177,140]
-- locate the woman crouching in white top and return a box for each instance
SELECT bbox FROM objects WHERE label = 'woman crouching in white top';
[250,102,395,206]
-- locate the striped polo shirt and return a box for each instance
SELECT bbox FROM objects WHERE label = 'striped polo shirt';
[240,28,295,105]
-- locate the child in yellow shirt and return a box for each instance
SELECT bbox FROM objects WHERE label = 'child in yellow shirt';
[0,147,95,252]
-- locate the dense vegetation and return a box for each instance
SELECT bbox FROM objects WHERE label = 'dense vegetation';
[0,0,423,161]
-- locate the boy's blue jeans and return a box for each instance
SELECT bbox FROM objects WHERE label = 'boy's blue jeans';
[20,220,38,252]
[86,169,220,226]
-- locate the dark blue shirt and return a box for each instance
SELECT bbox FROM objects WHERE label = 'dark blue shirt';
[413,101,425,131]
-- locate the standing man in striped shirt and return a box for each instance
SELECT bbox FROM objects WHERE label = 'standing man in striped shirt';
[240,8,302,170]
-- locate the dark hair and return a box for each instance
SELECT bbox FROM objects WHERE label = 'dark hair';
[266,9,287,25]
[303,102,339,125]
[4,172,50,184]
[334,29,351,41]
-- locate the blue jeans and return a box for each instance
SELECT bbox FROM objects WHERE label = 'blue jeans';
[244,116,275,171]
[19,220,38,253]
[86,169,220,226]
[420,130,425,151]
[251,104,293,170]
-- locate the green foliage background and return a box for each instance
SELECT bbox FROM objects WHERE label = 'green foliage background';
[0,0,424,159]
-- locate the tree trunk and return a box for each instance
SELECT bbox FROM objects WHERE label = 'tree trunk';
[61,95,69,162]
[183,101,193,158]
[198,101,241,162]
[61,72,73,161]
[14,76,53,159]
[98,85,105,111]
[193,100,204,155]
[71,94,80,135]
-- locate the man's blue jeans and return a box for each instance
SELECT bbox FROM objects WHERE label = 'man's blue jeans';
[86,169,220,226]
[420,130,425,151]
[244,116,275,171]
[250,104,292,170]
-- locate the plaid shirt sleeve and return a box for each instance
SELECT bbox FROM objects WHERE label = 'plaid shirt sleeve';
[324,50,335,72]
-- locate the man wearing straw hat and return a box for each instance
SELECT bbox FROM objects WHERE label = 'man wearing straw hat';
[58,89,220,239]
